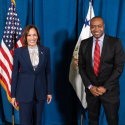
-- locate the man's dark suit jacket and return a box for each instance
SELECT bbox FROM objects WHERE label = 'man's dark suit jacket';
[11,45,52,102]
[78,34,124,97]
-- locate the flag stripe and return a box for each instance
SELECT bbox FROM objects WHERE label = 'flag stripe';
[10,49,14,57]
[16,40,22,48]
[0,68,11,94]
[0,53,12,80]
[0,47,13,72]
[0,51,13,73]
[1,40,13,64]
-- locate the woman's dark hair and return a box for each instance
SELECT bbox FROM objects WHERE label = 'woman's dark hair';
[22,25,41,48]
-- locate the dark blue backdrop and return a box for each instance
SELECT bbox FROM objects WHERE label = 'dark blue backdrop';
[0,0,125,125]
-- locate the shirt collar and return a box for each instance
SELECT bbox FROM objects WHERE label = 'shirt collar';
[93,33,105,43]
[28,45,38,50]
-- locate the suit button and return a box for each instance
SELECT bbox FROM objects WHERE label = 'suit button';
[34,73,36,75]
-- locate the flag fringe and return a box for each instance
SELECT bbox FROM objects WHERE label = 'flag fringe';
[0,79,19,110]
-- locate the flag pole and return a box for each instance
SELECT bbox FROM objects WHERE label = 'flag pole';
[12,107,14,125]
[11,1,15,125]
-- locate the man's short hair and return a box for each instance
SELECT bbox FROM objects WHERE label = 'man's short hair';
[90,16,104,24]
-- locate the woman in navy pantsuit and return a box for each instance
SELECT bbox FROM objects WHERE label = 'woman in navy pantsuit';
[11,25,52,125]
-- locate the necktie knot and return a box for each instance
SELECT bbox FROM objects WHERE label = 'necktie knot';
[96,39,99,43]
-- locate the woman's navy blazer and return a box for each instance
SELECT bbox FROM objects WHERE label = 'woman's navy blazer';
[11,45,52,102]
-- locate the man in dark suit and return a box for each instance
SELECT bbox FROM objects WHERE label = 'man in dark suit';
[78,16,124,125]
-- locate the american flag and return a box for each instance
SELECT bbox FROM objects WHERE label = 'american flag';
[0,1,23,105]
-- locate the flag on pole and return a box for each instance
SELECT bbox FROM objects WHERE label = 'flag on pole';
[69,0,95,108]
[0,0,23,110]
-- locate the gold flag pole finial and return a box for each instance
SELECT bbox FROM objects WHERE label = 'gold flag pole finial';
[11,0,16,6]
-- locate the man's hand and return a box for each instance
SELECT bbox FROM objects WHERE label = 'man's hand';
[90,86,103,96]
[97,86,107,94]
[47,95,52,104]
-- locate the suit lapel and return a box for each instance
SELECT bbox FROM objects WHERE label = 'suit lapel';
[21,47,34,72]
[36,46,45,72]
[88,37,94,71]
[99,35,108,67]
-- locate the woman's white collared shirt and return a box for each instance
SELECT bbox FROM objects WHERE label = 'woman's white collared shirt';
[28,45,39,70]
